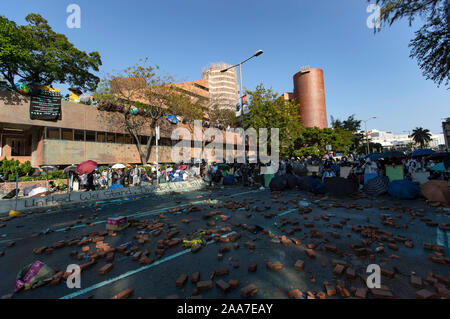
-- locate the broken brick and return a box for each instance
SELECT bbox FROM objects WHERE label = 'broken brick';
[415,289,436,299]
[197,281,213,291]
[113,288,134,299]
[288,289,303,299]
[216,280,230,292]
[98,263,114,275]
[240,284,258,298]
[294,260,305,271]
[267,261,283,271]
[176,274,188,287]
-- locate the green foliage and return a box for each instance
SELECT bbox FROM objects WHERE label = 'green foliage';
[292,147,321,158]
[372,0,449,87]
[330,114,361,132]
[411,127,432,148]
[245,83,303,157]
[0,159,33,180]
[356,142,383,154]
[294,127,356,157]
[0,13,102,91]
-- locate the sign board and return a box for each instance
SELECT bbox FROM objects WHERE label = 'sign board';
[30,90,61,120]
[156,126,160,140]
[326,145,332,151]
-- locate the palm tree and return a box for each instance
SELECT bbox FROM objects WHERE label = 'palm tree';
[410,127,432,148]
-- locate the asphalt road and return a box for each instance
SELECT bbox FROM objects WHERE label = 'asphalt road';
[0,185,449,299]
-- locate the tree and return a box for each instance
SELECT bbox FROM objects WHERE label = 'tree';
[294,127,356,157]
[330,114,364,151]
[371,0,449,87]
[330,114,361,132]
[245,84,303,157]
[411,127,432,148]
[94,59,186,165]
[0,14,102,91]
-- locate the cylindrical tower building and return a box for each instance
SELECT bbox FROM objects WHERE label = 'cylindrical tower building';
[293,68,328,129]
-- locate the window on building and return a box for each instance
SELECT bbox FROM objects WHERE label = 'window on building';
[61,129,73,141]
[125,135,133,144]
[74,130,85,141]
[140,136,148,145]
[86,131,95,142]
[46,127,60,139]
[10,138,30,156]
[97,132,106,142]
[116,134,125,144]
[106,133,116,143]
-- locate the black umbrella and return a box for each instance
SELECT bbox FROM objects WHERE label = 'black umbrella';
[324,177,358,196]
[425,152,450,161]
[269,175,288,191]
[285,174,298,189]
[2,188,19,199]
[426,152,450,169]
[363,176,389,196]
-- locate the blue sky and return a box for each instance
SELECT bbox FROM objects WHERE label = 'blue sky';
[1,0,448,134]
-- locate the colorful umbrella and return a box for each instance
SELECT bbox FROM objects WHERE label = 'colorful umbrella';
[76,160,98,174]
[431,162,446,172]
[411,149,435,158]
[421,180,450,203]
[367,153,383,161]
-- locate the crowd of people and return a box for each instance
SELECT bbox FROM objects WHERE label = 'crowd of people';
[55,152,450,193]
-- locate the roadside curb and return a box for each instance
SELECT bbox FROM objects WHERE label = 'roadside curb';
[0,179,207,216]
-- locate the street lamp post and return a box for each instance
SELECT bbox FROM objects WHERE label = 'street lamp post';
[220,50,263,166]
[363,117,376,154]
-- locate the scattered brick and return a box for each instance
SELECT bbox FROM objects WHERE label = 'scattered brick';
[113,288,134,299]
[99,263,114,275]
[176,274,188,287]
[267,261,283,271]
[215,267,229,276]
[228,279,239,289]
[371,289,394,299]
[240,284,258,298]
[197,281,213,291]
[139,256,154,265]
[216,280,230,292]
[288,289,303,299]
[415,289,436,299]
[333,264,345,275]
[294,260,305,271]
[410,275,423,288]
[248,264,257,272]
[305,249,316,259]
[33,246,47,254]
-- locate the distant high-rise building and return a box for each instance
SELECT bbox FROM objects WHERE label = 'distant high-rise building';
[284,67,328,129]
[201,63,239,110]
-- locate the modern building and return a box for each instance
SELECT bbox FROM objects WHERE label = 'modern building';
[442,119,450,151]
[201,63,240,111]
[367,129,445,150]
[284,67,328,129]
[0,86,242,167]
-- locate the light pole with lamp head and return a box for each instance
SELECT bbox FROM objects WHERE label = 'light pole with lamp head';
[363,117,376,154]
[220,50,263,166]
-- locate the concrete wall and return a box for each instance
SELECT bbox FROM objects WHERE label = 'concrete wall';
[0,179,206,215]
[41,139,176,165]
